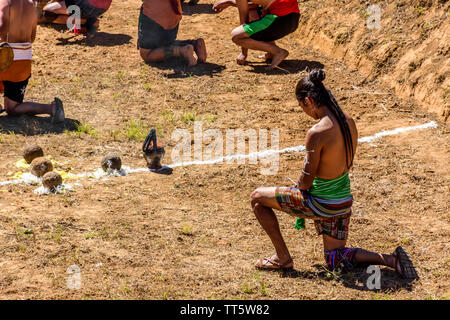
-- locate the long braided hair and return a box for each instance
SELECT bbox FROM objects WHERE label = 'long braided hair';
[295,69,355,169]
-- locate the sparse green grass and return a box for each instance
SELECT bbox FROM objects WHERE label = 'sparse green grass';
[161,111,176,126]
[240,283,254,294]
[117,71,126,82]
[443,86,450,101]
[51,225,63,243]
[123,119,147,141]
[181,224,193,236]
[415,6,425,16]
[204,114,216,123]
[72,123,98,138]
[143,83,151,92]
[108,129,121,141]
[260,280,268,296]
[180,112,196,124]
[84,231,98,240]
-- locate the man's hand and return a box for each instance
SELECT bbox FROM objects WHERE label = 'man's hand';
[213,0,235,13]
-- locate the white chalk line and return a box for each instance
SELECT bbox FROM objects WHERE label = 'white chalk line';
[0,121,438,187]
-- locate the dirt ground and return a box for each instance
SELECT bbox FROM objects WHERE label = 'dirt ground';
[0,1,448,300]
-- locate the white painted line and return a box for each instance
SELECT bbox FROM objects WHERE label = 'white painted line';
[0,121,438,187]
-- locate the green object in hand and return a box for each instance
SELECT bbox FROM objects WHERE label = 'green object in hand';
[295,218,305,230]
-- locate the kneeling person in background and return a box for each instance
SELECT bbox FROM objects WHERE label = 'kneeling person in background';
[138,0,207,67]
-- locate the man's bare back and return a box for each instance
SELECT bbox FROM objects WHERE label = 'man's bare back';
[307,112,358,180]
[0,0,37,43]
[142,0,181,30]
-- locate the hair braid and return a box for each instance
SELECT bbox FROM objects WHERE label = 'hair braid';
[295,69,354,169]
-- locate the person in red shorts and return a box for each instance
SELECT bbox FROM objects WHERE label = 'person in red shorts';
[213,0,300,69]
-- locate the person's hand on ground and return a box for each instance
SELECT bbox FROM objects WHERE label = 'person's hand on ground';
[213,0,234,13]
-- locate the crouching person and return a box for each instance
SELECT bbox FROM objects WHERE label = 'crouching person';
[40,0,112,39]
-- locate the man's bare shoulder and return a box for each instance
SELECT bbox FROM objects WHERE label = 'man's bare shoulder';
[305,121,331,146]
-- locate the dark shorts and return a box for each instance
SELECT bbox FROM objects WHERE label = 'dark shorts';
[2,76,30,104]
[65,0,107,19]
[138,10,179,50]
[275,187,352,241]
[243,12,300,42]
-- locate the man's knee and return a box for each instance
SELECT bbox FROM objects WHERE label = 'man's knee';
[4,99,19,115]
[231,28,247,44]
[250,188,264,208]
[139,48,151,62]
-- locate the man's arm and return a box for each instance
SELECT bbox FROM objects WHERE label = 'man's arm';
[297,129,323,190]
[235,0,249,24]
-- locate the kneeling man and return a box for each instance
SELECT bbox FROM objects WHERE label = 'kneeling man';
[0,0,64,122]
[250,69,419,280]
[138,0,207,67]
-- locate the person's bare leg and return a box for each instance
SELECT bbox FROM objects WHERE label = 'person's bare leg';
[4,97,56,117]
[251,187,294,267]
[194,38,207,63]
[231,26,288,70]
[322,235,400,274]
[259,42,275,61]
[140,45,197,66]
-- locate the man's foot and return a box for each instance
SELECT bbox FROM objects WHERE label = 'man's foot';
[194,38,207,63]
[392,246,419,280]
[258,52,273,63]
[255,254,293,270]
[236,52,247,65]
[86,19,100,40]
[180,45,198,67]
[266,49,289,70]
[51,98,65,124]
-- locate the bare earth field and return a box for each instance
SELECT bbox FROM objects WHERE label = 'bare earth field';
[0,1,448,299]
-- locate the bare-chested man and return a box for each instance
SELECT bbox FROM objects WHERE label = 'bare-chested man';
[213,0,299,69]
[138,0,206,67]
[250,69,419,280]
[0,0,64,122]
[40,0,112,38]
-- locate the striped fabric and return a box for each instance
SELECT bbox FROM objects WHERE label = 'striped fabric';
[303,173,353,218]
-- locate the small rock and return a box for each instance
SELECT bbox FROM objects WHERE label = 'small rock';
[42,172,62,190]
[101,153,122,172]
[30,157,53,177]
[23,145,44,164]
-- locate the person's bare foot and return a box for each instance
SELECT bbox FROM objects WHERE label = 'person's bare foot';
[180,45,198,67]
[236,52,247,65]
[258,52,273,62]
[266,49,289,70]
[255,254,293,270]
[194,38,207,63]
